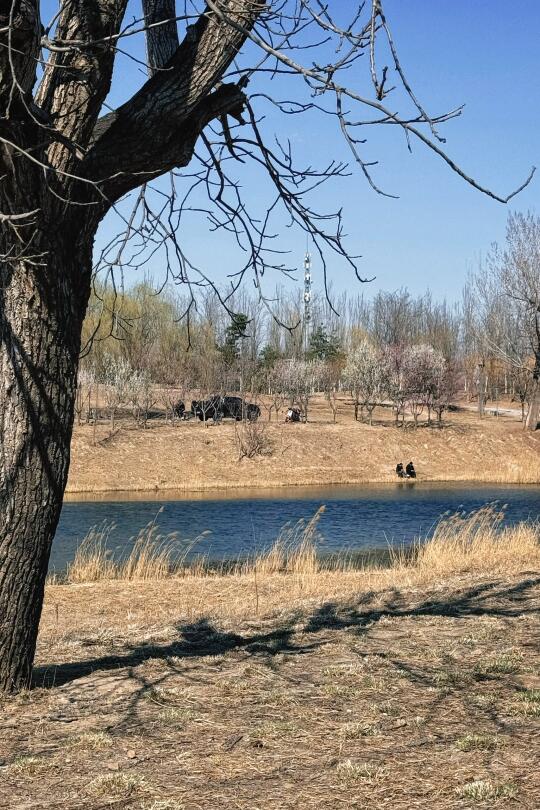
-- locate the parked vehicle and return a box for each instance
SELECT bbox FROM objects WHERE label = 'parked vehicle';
[191,396,260,422]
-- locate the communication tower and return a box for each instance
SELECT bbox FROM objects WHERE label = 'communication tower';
[302,250,312,353]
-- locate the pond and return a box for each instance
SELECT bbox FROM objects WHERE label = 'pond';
[51,483,540,573]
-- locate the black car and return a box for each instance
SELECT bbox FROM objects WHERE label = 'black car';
[191,396,260,421]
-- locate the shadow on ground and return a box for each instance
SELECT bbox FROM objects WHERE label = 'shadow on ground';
[34,574,540,690]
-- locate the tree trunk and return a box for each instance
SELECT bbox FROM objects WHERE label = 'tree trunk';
[0,230,91,692]
[478,363,485,418]
[525,373,540,431]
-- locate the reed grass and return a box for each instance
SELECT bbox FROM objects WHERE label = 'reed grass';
[65,508,210,583]
[59,504,539,588]
[414,504,540,574]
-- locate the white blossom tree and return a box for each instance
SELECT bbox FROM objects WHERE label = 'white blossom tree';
[402,344,446,427]
[343,340,385,424]
[279,359,324,422]
[102,356,134,434]
[474,213,540,430]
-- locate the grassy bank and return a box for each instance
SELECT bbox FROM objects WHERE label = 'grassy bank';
[66,399,540,494]
[2,508,539,809]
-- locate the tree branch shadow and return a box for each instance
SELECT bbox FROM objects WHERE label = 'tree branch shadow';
[34,574,540,691]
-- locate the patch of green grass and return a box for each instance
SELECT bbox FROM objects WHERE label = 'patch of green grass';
[257,719,300,738]
[322,664,358,678]
[468,693,498,710]
[376,700,401,717]
[219,680,252,695]
[340,721,381,739]
[514,689,540,717]
[88,772,145,798]
[146,686,187,705]
[474,652,522,678]
[69,731,113,750]
[155,707,194,726]
[457,779,517,802]
[455,733,498,752]
[8,756,55,776]
[322,683,362,700]
[336,760,386,784]
[393,666,416,680]
[434,668,471,688]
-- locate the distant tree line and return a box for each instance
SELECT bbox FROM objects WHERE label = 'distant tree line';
[79,212,540,431]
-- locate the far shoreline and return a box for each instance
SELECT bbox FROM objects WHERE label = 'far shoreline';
[66,401,540,497]
[63,476,540,502]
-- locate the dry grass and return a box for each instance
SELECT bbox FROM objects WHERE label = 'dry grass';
[68,731,113,750]
[336,759,387,784]
[87,771,145,798]
[411,505,540,576]
[457,780,518,802]
[2,506,539,809]
[1,562,538,808]
[64,509,208,583]
[455,733,499,752]
[66,396,540,494]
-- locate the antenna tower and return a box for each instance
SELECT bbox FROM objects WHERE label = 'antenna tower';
[303,249,312,354]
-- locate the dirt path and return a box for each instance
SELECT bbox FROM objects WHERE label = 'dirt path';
[1,574,539,808]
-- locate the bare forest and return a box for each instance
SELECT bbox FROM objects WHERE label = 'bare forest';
[80,211,540,433]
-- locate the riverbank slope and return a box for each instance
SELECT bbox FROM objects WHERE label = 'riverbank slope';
[66,398,540,494]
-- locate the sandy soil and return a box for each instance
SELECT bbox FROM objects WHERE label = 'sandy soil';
[1,572,539,809]
[66,397,540,494]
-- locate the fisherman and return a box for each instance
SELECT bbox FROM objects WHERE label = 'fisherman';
[405,461,416,478]
[396,462,405,478]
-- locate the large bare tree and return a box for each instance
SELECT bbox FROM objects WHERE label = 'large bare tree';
[0,1,534,692]
[473,212,540,430]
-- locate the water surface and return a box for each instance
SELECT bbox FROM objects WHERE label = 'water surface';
[51,483,540,572]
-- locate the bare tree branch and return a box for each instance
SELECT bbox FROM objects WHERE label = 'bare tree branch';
[142,0,180,75]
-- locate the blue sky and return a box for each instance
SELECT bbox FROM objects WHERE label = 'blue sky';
[86,1,540,303]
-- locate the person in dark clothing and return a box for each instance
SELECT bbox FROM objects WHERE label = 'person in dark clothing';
[405,461,416,478]
[286,407,301,423]
[396,462,405,478]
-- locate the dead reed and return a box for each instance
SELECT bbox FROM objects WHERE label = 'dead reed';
[65,508,210,583]
[58,504,539,590]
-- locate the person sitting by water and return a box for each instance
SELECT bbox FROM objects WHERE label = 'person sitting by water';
[396,462,405,478]
[405,461,416,478]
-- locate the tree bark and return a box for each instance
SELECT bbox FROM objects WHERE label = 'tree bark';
[525,372,540,431]
[0,0,261,694]
[0,227,91,692]
[477,362,485,418]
